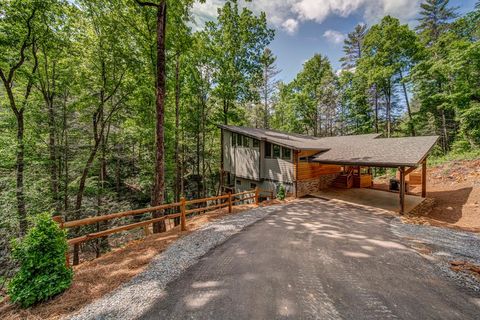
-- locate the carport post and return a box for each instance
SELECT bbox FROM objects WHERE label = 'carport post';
[399,167,406,215]
[421,158,427,198]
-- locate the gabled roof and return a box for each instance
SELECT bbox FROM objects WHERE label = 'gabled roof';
[219,125,439,168]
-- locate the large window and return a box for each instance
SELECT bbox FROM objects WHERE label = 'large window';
[252,139,260,148]
[265,142,272,158]
[273,144,281,158]
[282,147,292,160]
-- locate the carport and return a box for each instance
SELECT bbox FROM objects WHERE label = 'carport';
[310,136,439,214]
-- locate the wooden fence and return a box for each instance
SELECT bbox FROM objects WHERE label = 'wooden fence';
[53,188,275,266]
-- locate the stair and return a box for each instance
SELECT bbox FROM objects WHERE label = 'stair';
[332,174,354,188]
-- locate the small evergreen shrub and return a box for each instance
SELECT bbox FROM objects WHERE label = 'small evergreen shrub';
[277,184,286,200]
[8,213,73,308]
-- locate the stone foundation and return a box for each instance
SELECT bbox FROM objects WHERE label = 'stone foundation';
[296,173,340,197]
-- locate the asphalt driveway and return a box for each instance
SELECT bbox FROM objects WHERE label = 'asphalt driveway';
[141,198,480,319]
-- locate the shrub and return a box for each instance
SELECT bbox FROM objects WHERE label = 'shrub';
[277,184,286,200]
[8,213,73,308]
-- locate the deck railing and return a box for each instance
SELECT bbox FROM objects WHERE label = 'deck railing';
[53,188,275,265]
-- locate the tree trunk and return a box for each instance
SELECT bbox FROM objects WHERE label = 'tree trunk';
[400,71,415,136]
[16,111,27,235]
[263,63,268,129]
[47,98,60,213]
[151,1,167,233]
[441,109,449,153]
[374,86,379,134]
[174,52,181,226]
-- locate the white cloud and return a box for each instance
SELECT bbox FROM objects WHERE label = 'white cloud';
[282,19,299,35]
[323,30,346,44]
[191,0,422,31]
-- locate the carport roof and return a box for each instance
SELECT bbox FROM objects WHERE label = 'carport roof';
[219,125,439,168]
[311,135,440,167]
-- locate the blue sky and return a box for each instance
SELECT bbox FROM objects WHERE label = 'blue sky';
[193,0,478,82]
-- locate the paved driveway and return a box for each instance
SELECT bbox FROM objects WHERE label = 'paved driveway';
[141,198,480,319]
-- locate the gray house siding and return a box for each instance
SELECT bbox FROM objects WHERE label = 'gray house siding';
[223,129,294,194]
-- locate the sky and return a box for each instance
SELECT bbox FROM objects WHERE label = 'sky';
[192,0,478,82]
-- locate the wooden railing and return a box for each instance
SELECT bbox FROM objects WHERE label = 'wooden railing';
[53,188,275,266]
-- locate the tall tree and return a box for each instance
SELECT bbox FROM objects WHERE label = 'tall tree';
[340,23,367,69]
[0,1,42,235]
[259,48,280,129]
[417,0,458,44]
[360,16,421,137]
[135,0,168,233]
[293,54,337,136]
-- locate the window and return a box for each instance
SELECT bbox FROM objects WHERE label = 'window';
[265,142,272,158]
[252,139,259,148]
[250,183,257,189]
[299,157,309,162]
[243,136,250,148]
[282,147,292,160]
[236,180,241,186]
[232,133,237,147]
[273,144,281,158]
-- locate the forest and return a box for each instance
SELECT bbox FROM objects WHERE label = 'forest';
[0,0,479,275]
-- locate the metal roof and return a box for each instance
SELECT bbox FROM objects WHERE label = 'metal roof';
[219,125,439,167]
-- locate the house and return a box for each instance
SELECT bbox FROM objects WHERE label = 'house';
[219,125,439,214]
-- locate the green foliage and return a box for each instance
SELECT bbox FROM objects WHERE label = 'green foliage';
[277,184,286,200]
[7,213,72,308]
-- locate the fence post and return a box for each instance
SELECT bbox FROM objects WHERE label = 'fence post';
[180,197,187,231]
[228,192,232,213]
[255,187,260,206]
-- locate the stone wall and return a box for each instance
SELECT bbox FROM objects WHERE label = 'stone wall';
[296,173,339,197]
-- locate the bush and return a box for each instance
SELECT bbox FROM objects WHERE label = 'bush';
[277,184,286,200]
[8,213,73,308]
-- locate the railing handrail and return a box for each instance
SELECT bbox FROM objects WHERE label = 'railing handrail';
[54,187,276,265]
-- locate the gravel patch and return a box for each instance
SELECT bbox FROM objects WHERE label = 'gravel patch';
[68,204,284,320]
[391,218,480,292]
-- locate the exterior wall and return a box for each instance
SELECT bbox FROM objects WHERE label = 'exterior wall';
[295,173,340,197]
[262,149,294,182]
[234,177,294,196]
[223,130,260,181]
[234,146,260,181]
[223,130,232,172]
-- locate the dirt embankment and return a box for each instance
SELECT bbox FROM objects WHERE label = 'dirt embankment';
[400,159,480,232]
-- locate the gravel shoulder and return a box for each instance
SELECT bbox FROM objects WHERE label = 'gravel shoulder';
[68,203,284,320]
[391,217,480,292]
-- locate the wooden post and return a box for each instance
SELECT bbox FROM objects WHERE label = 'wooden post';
[228,192,232,213]
[255,187,260,206]
[180,197,186,231]
[421,158,427,198]
[399,167,406,215]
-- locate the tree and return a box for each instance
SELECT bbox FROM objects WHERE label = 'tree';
[292,54,337,136]
[417,0,458,44]
[206,0,274,125]
[340,23,367,69]
[359,16,421,137]
[259,48,280,128]
[0,1,42,235]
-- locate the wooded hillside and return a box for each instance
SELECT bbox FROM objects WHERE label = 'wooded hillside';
[1,0,479,277]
